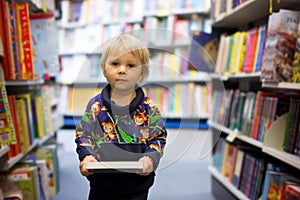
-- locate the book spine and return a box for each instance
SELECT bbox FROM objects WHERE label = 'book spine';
[7,0,21,79]
[15,3,34,80]
[0,0,16,80]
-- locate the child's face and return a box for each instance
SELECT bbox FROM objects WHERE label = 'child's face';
[103,51,143,92]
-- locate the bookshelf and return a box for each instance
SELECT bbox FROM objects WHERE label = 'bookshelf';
[209,0,300,199]
[57,0,214,129]
[0,0,61,199]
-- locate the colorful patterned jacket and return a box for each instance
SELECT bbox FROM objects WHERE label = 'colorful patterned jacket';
[75,84,167,171]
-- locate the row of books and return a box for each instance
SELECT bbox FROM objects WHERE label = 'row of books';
[60,0,145,25]
[150,49,190,78]
[60,82,211,119]
[0,83,53,160]
[144,83,211,118]
[213,137,300,200]
[0,144,59,200]
[215,9,300,83]
[0,0,59,80]
[58,44,214,84]
[212,88,300,157]
[211,0,249,22]
[144,0,210,14]
[215,24,266,75]
[58,13,211,54]
[59,0,210,25]
[213,137,266,200]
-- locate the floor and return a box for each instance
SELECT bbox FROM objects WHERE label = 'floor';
[51,128,216,200]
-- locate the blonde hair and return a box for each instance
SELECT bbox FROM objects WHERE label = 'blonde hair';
[100,34,150,83]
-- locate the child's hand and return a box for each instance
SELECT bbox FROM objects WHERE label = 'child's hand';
[80,155,97,176]
[137,156,154,176]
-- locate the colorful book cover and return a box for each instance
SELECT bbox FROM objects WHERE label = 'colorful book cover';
[15,3,34,80]
[5,166,41,200]
[262,170,300,200]
[292,21,300,83]
[232,148,245,187]
[282,182,300,200]
[0,82,16,146]
[35,145,59,197]
[29,13,59,77]
[188,31,219,73]
[261,9,300,83]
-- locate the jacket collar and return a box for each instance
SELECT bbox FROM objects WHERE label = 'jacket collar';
[101,84,144,115]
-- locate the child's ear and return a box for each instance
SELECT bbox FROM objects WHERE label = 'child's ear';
[103,69,107,77]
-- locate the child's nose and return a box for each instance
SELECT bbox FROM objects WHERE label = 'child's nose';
[118,64,127,73]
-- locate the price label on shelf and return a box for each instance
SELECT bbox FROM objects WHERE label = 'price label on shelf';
[226,131,238,143]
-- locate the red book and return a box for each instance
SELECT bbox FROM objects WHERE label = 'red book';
[7,95,22,158]
[0,0,16,80]
[15,3,34,80]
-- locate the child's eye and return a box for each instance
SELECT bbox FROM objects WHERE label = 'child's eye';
[110,62,119,66]
[128,64,136,68]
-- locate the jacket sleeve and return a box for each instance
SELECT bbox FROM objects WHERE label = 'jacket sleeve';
[75,98,102,161]
[143,105,167,170]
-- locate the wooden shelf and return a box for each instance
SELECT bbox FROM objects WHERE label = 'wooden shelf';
[208,166,250,200]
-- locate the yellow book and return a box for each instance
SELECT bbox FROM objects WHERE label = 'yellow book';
[15,99,30,151]
[235,31,247,74]
[34,96,46,138]
[228,32,240,74]
[174,84,181,116]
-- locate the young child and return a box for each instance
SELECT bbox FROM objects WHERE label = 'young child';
[75,34,167,200]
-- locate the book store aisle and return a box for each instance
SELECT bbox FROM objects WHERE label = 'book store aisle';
[51,128,216,200]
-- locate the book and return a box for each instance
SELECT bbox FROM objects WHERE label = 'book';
[85,161,144,173]
[261,9,300,83]
[16,94,35,145]
[243,27,258,73]
[188,31,219,73]
[15,3,34,80]
[7,0,22,79]
[282,182,300,200]
[0,0,16,80]
[2,166,41,200]
[262,170,300,200]
[292,21,300,83]
[0,82,15,146]
[7,95,22,158]
[35,145,59,197]
[232,148,245,187]
[29,13,59,77]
